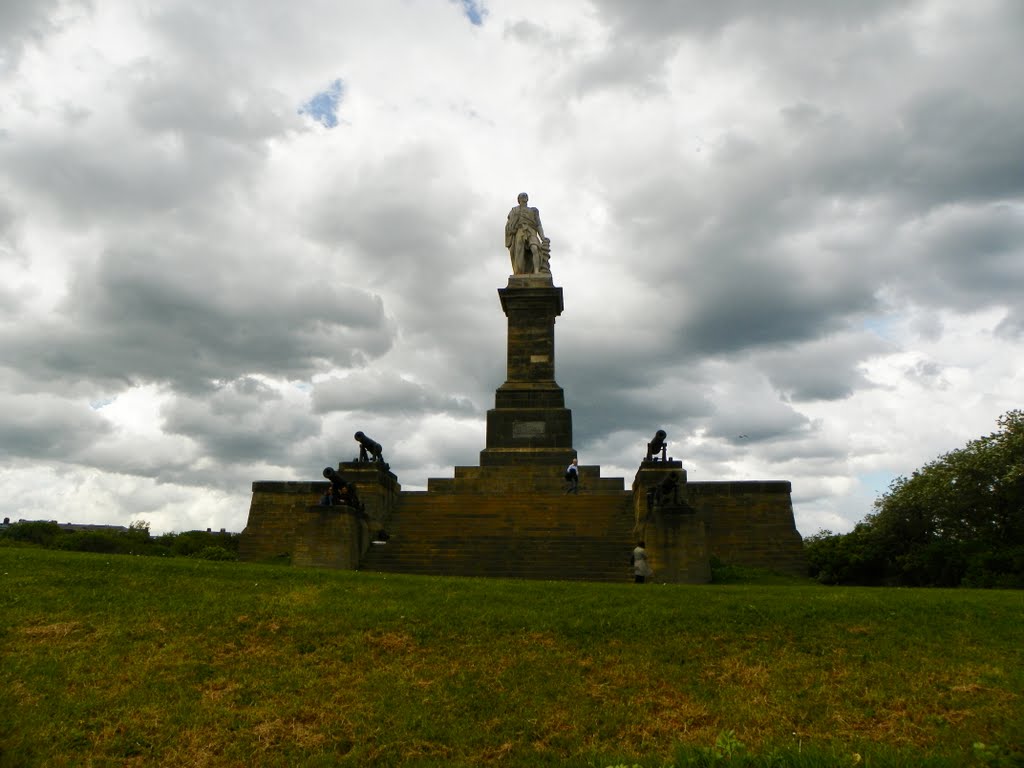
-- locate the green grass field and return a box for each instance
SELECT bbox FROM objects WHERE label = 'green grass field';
[1,547,1022,767]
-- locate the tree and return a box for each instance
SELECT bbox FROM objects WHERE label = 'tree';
[807,411,1024,587]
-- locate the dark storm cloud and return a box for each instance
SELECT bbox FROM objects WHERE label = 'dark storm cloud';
[3,134,208,222]
[312,371,478,418]
[0,199,24,317]
[753,333,887,402]
[129,60,292,143]
[575,92,1021,362]
[2,74,292,225]
[0,286,21,317]
[0,241,396,394]
[162,377,319,464]
[303,143,509,396]
[0,0,67,71]
[757,436,848,464]
[895,203,1024,313]
[0,197,14,235]
[504,20,552,45]
[307,144,478,282]
[777,93,1024,213]
[76,432,198,480]
[559,342,715,445]
[587,0,904,39]
[705,400,811,445]
[0,394,111,460]
[677,270,874,356]
[579,162,881,356]
[894,92,1024,208]
[561,40,673,96]
[563,0,1024,365]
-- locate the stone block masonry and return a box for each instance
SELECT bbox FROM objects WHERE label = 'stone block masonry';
[480,283,574,468]
[240,463,399,565]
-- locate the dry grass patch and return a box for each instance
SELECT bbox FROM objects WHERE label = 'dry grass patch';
[18,621,87,641]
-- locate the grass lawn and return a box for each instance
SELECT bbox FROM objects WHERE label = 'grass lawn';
[1,547,1022,767]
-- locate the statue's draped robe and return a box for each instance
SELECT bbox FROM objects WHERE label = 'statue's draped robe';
[506,205,544,274]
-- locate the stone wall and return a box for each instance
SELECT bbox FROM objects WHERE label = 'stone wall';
[292,507,366,569]
[687,480,806,576]
[643,508,712,584]
[238,481,322,563]
[239,464,399,567]
[632,463,805,582]
[242,464,805,580]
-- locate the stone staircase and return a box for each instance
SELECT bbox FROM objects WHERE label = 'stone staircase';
[358,489,637,582]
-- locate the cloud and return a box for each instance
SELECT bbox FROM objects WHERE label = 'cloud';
[161,377,319,465]
[1,234,397,394]
[312,370,477,418]
[0,394,112,461]
[753,332,888,402]
[0,0,1022,538]
[0,0,68,72]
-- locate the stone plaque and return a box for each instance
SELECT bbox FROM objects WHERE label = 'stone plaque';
[530,354,549,363]
[512,421,546,439]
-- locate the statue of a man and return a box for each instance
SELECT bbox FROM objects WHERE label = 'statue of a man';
[505,192,550,275]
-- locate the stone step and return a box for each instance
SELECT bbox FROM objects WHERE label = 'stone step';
[359,490,637,582]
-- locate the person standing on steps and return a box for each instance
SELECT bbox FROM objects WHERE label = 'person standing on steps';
[565,458,579,494]
[631,541,653,583]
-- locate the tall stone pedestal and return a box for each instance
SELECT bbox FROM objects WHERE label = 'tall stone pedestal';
[480,276,574,468]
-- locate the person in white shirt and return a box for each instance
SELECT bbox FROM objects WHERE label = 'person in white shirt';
[565,458,579,494]
[631,541,653,583]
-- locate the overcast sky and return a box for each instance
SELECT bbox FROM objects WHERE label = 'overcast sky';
[2,0,1022,536]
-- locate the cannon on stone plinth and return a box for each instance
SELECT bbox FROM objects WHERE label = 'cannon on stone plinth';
[654,471,681,506]
[322,466,365,512]
[645,429,668,462]
[354,431,384,463]
[645,470,688,515]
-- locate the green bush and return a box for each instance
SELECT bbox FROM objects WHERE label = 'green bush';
[57,531,126,554]
[1,521,62,547]
[190,546,236,561]
[805,411,1024,588]
[155,530,240,557]
[0,522,242,561]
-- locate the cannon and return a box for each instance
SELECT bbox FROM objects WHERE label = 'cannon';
[645,429,668,462]
[354,431,384,463]
[322,466,364,511]
[645,471,682,513]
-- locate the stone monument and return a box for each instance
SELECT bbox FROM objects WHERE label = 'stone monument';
[239,194,806,582]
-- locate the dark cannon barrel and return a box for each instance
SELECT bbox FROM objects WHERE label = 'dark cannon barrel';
[646,429,668,461]
[354,431,384,462]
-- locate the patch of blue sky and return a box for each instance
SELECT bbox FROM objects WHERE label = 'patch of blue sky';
[299,79,345,129]
[859,470,898,498]
[862,314,898,341]
[454,0,485,26]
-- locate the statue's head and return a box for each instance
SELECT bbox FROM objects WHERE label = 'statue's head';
[517,192,528,204]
